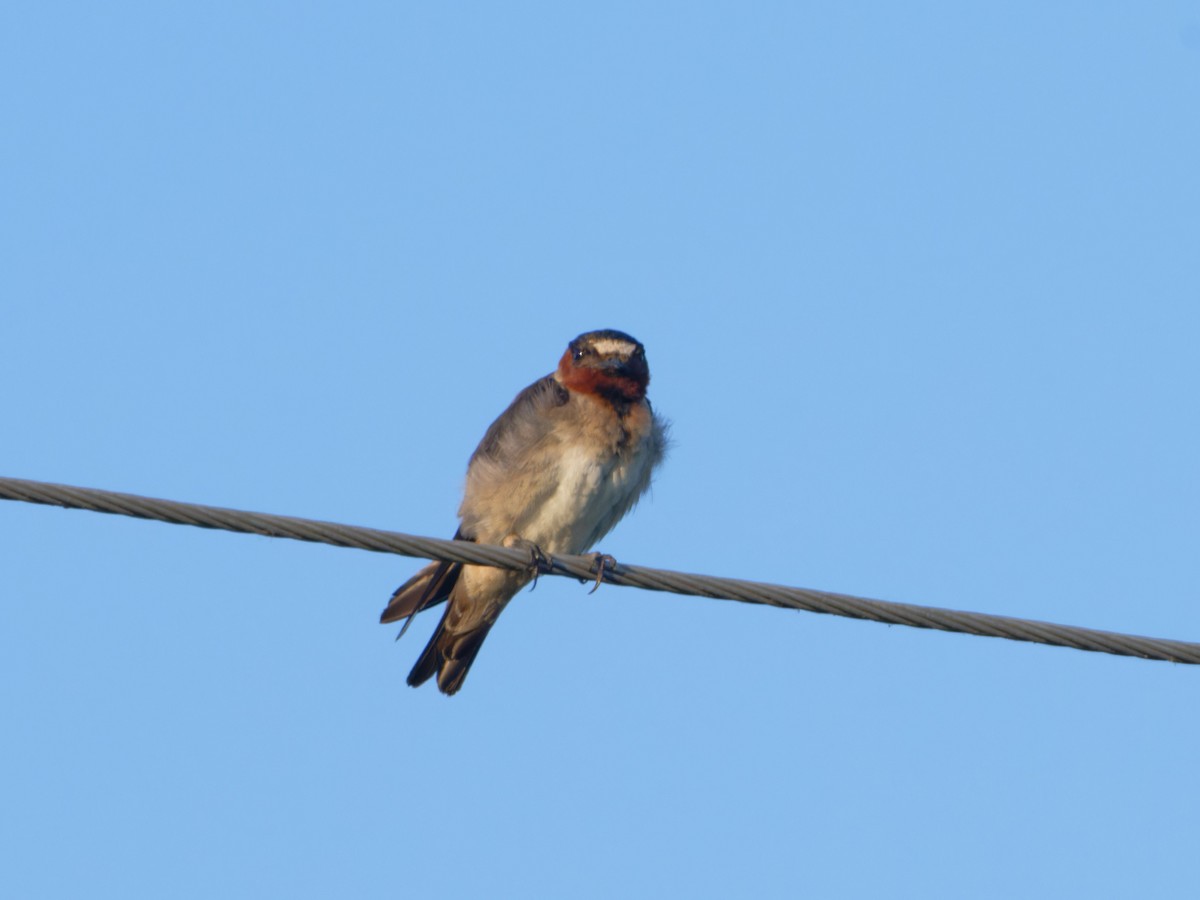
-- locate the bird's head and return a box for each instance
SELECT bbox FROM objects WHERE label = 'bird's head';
[556,329,651,403]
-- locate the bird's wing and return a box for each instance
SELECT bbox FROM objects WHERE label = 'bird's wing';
[458,375,570,540]
[379,527,469,627]
[469,374,569,466]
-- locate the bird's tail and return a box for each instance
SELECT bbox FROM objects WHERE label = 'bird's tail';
[406,590,495,695]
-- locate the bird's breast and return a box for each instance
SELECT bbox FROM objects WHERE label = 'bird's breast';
[517,411,656,555]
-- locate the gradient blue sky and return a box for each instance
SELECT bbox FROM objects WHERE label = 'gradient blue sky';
[3,3,1199,898]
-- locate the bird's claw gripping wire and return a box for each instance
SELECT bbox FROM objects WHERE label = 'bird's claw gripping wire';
[504,537,553,590]
[588,553,618,594]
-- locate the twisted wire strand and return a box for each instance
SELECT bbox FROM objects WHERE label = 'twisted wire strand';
[2,475,1197,665]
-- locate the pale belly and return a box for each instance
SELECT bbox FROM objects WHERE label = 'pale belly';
[516,442,651,555]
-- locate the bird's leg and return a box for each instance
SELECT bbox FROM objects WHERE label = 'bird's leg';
[502,535,553,590]
[588,552,618,594]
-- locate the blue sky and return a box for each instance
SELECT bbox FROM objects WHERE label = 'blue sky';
[3,3,1199,897]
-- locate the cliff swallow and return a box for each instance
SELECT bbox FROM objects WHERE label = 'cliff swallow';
[381,329,668,695]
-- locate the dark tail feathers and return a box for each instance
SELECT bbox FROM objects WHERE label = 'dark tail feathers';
[406,606,493,695]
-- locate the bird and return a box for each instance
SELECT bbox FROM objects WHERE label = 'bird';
[380,329,668,695]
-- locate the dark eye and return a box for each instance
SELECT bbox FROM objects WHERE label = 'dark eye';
[573,345,589,362]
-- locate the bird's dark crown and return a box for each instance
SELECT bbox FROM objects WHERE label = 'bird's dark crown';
[568,329,644,361]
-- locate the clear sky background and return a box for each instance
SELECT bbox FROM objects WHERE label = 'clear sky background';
[3,3,1198,897]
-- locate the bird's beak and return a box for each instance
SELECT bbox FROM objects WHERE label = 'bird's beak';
[599,355,648,381]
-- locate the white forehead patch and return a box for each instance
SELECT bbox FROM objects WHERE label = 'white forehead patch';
[590,337,637,357]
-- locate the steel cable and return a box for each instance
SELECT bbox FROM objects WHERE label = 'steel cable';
[2,475,1197,665]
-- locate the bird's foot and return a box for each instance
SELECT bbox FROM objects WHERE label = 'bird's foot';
[587,552,618,594]
[502,535,554,590]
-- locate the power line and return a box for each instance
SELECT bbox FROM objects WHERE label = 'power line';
[2,475,1197,665]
